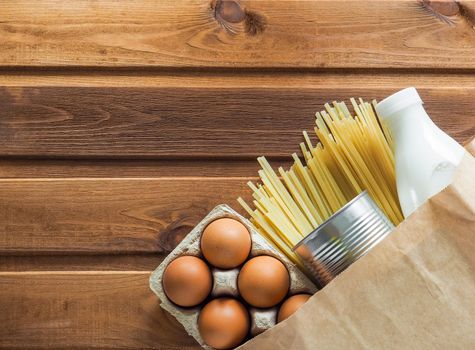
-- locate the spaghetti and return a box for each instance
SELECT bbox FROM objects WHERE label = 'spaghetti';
[238,98,403,266]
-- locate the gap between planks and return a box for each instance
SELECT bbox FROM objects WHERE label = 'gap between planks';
[0,271,151,275]
[0,254,165,271]
[1,71,475,88]
[0,176,258,181]
[0,159,274,178]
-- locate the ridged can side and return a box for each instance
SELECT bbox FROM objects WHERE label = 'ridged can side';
[294,191,394,287]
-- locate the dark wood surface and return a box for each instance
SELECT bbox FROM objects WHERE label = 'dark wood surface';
[0,86,473,158]
[1,1,475,349]
[0,178,250,254]
[0,272,198,349]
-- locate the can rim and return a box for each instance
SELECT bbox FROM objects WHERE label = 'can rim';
[292,190,369,251]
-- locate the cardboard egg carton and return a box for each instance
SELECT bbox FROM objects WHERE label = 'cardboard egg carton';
[149,204,318,349]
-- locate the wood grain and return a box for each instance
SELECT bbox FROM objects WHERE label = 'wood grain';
[0,272,200,349]
[0,86,473,158]
[0,159,265,178]
[2,1,475,348]
[0,1,475,69]
[0,178,250,254]
[0,255,163,271]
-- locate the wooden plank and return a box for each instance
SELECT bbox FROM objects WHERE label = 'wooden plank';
[0,272,199,349]
[0,159,265,179]
[0,255,163,271]
[0,85,473,158]
[0,178,251,254]
[1,71,475,88]
[0,1,475,69]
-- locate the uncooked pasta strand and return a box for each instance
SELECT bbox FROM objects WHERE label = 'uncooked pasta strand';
[239,98,403,265]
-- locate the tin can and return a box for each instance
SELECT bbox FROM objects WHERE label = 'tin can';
[293,191,394,287]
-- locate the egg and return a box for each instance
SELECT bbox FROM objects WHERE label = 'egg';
[277,294,312,322]
[238,255,290,308]
[198,298,249,349]
[162,256,212,307]
[201,218,251,269]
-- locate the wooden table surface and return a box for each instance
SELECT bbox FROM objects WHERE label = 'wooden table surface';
[1,1,475,349]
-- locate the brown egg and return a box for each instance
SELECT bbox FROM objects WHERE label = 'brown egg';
[238,255,290,308]
[277,294,312,323]
[162,256,212,307]
[198,298,249,349]
[201,218,251,269]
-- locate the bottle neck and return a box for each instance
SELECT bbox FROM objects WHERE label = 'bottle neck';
[383,102,465,164]
[384,103,427,140]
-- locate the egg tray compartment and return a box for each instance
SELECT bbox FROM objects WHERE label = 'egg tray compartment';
[149,204,317,349]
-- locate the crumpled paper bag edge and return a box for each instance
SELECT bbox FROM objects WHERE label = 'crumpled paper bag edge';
[238,137,475,350]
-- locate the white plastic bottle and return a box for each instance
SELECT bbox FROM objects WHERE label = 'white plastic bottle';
[375,87,465,218]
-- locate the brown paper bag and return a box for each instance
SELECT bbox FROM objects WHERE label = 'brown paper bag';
[239,138,475,350]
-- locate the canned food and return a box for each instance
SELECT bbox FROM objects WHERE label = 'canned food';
[293,191,394,287]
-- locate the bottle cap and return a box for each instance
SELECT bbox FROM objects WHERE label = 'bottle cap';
[375,87,423,120]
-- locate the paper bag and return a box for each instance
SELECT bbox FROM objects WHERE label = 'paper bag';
[239,138,475,350]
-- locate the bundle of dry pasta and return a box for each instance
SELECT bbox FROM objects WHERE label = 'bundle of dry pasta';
[238,98,403,266]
